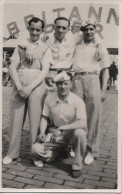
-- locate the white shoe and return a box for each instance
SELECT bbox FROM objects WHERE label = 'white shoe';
[84,153,94,165]
[3,156,12,165]
[70,150,75,158]
[34,160,43,168]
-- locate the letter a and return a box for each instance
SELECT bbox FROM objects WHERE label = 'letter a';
[69,7,81,21]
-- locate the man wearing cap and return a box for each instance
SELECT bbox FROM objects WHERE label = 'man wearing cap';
[32,72,87,178]
[72,18,109,165]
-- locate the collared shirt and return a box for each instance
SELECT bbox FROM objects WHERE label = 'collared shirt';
[42,92,86,127]
[11,37,52,70]
[73,40,109,73]
[47,32,82,69]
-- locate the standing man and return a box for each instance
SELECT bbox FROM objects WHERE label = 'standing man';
[3,17,52,165]
[45,17,81,92]
[32,72,87,178]
[72,18,109,165]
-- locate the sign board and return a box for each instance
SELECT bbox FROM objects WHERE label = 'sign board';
[3,2,119,48]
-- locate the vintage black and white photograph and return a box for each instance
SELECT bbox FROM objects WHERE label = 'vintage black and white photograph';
[1,0,121,192]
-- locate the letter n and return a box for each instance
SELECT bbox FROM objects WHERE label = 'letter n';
[106,8,119,26]
[88,6,102,22]
[69,7,81,21]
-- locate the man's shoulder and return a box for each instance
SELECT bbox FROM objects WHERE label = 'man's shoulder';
[16,37,30,47]
[69,92,84,104]
[39,39,48,46]
[39,41,49,52]
[76,40,84,47]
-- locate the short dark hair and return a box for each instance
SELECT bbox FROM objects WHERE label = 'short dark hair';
[54,17,70,27]
[28,17,45,30]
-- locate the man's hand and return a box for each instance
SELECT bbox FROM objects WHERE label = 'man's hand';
[37,134,46,143]
[58,125,66,132]
[101,90,106,102]
[18,89,27,98]
[41,34,49,43]
[18,86,32,98]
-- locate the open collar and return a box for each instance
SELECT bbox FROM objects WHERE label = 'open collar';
[28,38,42,46]
[53,34,67,44]
[79,37,100,47]
[56,92,72,104]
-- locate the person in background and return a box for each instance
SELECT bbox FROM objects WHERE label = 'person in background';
[31,72,87,178]
[71,21,82,34]
[109,61,118,86]
[72,18,109,165]
[3,17,52,165]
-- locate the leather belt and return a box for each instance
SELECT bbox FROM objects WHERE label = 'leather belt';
[50,68,71,72]
[75,71,99,76]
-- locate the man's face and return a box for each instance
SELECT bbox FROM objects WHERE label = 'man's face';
[28,21,43,42]
[83,24,96,42]
[54,20,69,41]
[71,25,81,33]
[56,80,72,97]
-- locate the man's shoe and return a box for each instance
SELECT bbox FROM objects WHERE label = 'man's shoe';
[84,153,94,165]
[3,156,13,165]
[72,169,81,178]
[34,160,43,168]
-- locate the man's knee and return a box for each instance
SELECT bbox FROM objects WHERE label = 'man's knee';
[74,129,87,141]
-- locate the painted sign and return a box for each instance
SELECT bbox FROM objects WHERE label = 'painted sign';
[3,3,119,48]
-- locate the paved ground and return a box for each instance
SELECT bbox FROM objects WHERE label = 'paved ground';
[2,86,118,190]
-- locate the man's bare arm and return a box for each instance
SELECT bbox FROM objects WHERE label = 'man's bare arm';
[100,68,109,102]
[58,118,86,131]
[9,62,22,91]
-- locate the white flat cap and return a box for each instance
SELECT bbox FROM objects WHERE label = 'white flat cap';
[81,18,96,29]
[53,72,70,83]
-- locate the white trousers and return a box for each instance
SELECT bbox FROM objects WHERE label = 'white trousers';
[7,69,46,159]
[32,129,87,170]
[72,74,101,157]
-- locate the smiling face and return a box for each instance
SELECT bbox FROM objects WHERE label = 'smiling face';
[82,24,96,42]
[54,20,69,42]
[56,80,72,97]
[28,21,43,42]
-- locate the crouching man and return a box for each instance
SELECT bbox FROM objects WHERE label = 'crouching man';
[32,72,87,178]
